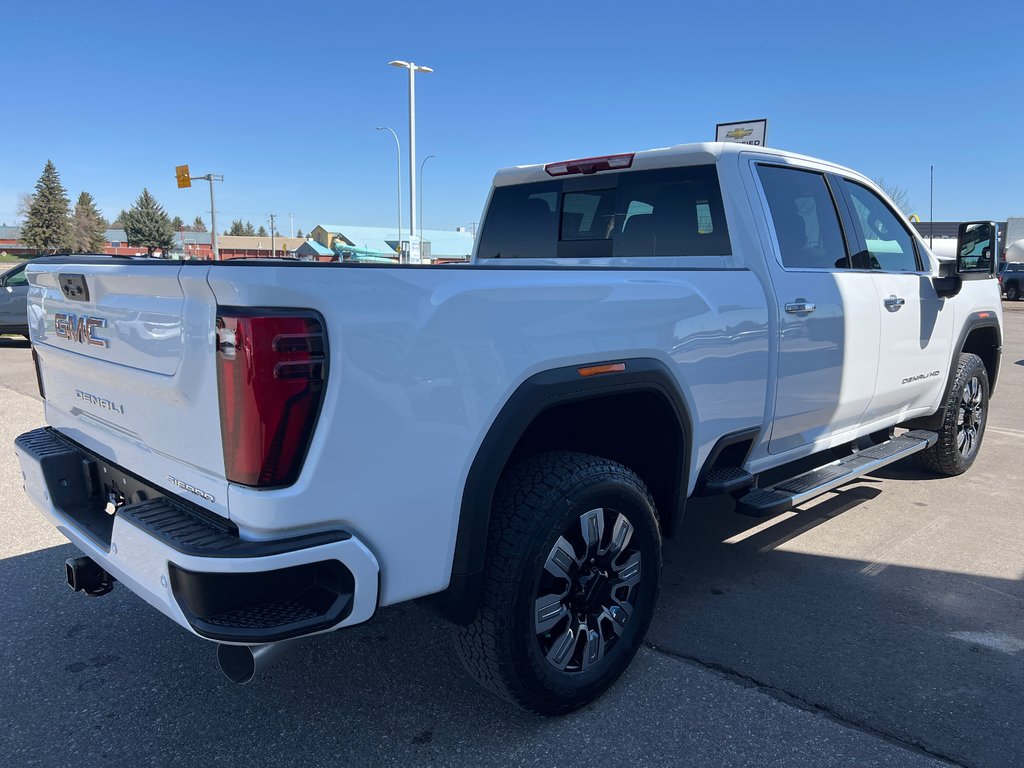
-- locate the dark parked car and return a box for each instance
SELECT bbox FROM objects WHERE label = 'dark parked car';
[0,261,30,337]
[999,261,1024,300]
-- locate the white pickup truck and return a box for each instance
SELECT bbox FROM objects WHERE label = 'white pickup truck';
[15,143,1002,714]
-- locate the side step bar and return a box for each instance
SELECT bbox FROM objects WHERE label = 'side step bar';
[735,430,937,517]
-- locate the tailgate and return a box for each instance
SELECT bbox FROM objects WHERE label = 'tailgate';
[27,260,230,519]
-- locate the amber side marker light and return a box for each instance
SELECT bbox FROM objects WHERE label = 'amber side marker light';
[978,312,991,319]
[577,362,626,377]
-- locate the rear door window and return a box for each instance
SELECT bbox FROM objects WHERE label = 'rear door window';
[756,165,850,270]
[476,165,731,259]
[475,188,559,259]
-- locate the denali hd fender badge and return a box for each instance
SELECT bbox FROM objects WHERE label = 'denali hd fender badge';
[902,370,941,385]
[54,313,109,347]
[166,476,216,503]
[75,389,125,415]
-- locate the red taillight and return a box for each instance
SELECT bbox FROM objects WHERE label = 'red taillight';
[216,309,327,487]
[544,153,634,176]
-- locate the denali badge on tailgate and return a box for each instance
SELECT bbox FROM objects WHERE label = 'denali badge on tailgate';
[54,313,109,347]
[75,389,125,415]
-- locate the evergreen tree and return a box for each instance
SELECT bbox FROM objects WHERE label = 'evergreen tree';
[170,215,185,231]
[21,160,72,254]
[228,219,246,236]
[111,210,128,229]
[71,191,107,253]
[296,228,304,238]
[123,188,175,255]
[192,215,207,233]
[243,221,256,236]
[257,225,268,237]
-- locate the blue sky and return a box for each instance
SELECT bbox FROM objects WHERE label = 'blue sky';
[1,0,1021,234]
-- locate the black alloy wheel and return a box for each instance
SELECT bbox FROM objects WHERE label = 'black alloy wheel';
[535,506,642,672]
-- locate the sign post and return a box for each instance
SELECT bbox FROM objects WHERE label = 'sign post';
[177,167,223,260]
[716,119,768,146]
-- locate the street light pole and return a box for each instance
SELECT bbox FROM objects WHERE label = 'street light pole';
[419,154,436,249]
[376,126,403,261]
[389,60,432,263]
[195,173,224,260]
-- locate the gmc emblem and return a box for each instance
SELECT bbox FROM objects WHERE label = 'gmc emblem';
[54,313,109,348]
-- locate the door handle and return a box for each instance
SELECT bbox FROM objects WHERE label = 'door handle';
[884,295,905,310]
[785,301,816,314]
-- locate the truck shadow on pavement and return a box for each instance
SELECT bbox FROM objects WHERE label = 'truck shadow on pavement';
[0,336,30,349]
[0,487,1020,767]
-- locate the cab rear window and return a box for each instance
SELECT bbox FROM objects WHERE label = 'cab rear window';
[477,165,731,259]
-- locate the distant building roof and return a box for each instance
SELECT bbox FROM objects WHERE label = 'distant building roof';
[295,238,333,256]
[319,225,400,257]
[313,224,474,258]
[218,235,306,251]
[911,222,961,240]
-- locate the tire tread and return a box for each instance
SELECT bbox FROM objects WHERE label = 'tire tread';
[915,352,987,476]
[453,451,658,715]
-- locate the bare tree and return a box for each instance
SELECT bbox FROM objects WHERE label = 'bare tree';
[874,178,913,217]
[16,192,35,222]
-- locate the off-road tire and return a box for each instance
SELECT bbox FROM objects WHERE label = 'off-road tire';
[453,451,662,715]
[915,353,989,476]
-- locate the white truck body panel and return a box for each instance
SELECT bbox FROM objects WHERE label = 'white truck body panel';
[15,141,1003,641]
[208,264,770,603]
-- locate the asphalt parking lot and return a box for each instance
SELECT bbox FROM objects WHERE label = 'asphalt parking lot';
[0,307,1021,768]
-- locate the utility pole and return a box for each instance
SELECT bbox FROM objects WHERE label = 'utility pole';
[289,213,294,238]
[194,173,224,260]
[269,213,277,257]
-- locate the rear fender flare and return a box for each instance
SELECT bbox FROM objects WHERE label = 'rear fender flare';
[433,358,692,623]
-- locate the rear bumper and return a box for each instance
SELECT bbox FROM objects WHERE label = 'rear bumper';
[14,427,380,644]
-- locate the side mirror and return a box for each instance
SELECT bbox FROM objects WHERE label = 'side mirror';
[956,221,997,277]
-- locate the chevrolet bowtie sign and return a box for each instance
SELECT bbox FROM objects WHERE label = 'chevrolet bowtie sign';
[716,119,768,146]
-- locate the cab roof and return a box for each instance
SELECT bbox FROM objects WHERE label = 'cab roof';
[491,141,868,188]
